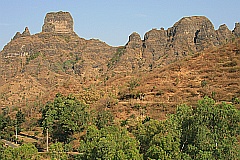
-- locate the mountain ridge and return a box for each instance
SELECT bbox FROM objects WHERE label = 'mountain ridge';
[0,11,239,120]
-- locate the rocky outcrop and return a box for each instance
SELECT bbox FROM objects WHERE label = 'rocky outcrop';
[0,11,240,111]
[42,11,74,33]
[126,16,221,59]
[1,11,115,81]
[125,16,240,69]
[13,27,31,40]
[169,16,218,53]
[22,27,31,36]
[124,16,221,68]
[13,32,21,39]
[233,22,240,37]
[216,24,232,44]
[143,28,168,60]
[126,32,142,49]
[2,12,240,80]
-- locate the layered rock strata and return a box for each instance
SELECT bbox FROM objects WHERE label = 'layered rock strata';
[42,11,74,33]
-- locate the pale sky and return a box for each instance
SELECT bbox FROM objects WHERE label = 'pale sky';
[0,0,239,50]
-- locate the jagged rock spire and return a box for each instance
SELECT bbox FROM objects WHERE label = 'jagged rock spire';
[233,22,240,37]
[13,27,30,40]
[22,27,31,36]
[126,32,142,49]
[216,24,232,44]
[13,32,21,40]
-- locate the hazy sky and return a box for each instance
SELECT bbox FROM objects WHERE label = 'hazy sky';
[0,0,239,50]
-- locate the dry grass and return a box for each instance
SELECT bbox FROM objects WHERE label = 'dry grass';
[0,38,239,121]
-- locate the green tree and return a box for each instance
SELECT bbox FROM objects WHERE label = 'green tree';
[2,143,39,160]
[132,97,240,159]
[16,110,25,133]
[0,114,14,140]
[95,110,114,129]
[41,94,89,142]
[145,132,181,159]
[0,141,6,159]
[78,125,143,160]
[49,142,69,160]
[131,119,182,159]
[131,119,164,154]
[0,114,10,133]
[172,97,240,159]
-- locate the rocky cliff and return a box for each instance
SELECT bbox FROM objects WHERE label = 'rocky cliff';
[0,11,239,112]
[42,11,74,33]
[2,13,239,76]
[123,16,239,71]
[1,11,115,80]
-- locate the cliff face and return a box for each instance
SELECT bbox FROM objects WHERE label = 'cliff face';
[168,16,218,53]
[233,22,240,37]
[123,16,240,71]
[1,12,239,78]
[0,11,239,110]
[1,12,116,83]
[2,12,239,80]
[42,11,74,34]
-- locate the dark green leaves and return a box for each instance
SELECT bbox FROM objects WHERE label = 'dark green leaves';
[40,94,89,142]
[78,125,143,160]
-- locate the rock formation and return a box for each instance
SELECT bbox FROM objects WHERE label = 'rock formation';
[1,12,240,79]
[126,32,142,49]
[143,28,168,60]
[124,16,240,70]
[233,22,240,37]
[169,16,218,52]
[22,27,31,36]
[126,16,220,56]
[13,32,21,39]
[0,11,239,111]
[216,24,232,44]
[42,11,74,33]
[1,11,115,81]
[13,27,31,39]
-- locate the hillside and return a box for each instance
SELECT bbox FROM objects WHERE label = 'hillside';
[0,11,239,120]
[103,39,240,120]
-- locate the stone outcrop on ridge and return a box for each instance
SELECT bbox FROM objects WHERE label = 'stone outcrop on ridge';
[42,11,74,34]
[13,27,31,40]
[1,12,240,79]
[0,11,239,110]
[233,22,240,37]
[1,11,115,81]
[124,16,240,71]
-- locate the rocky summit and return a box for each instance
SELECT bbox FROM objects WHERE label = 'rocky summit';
[123,16,240,72]
[0,11,239,119]
[1,11,114,80]
[42,11,74,33]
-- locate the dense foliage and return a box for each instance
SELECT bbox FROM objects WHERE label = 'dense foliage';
[78,125,142,160]
[40,93,89,142]
[131,97,240,159]
[0,96,239,159]
[2,143,39,160]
